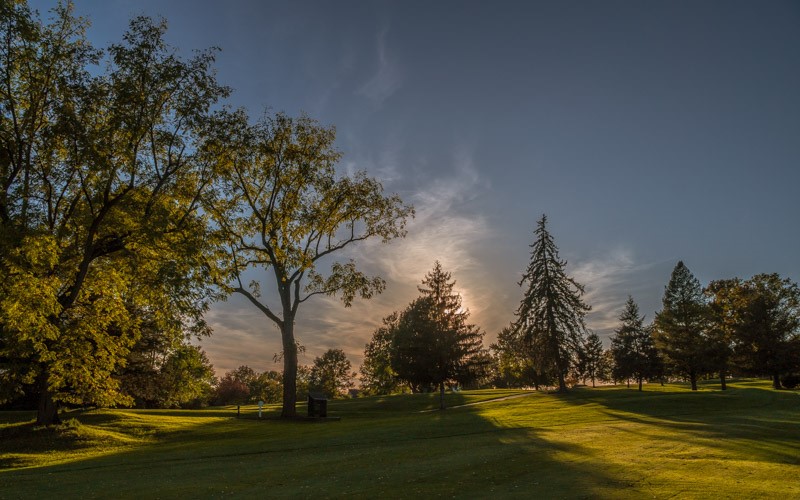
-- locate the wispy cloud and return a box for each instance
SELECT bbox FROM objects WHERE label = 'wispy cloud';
[356,27,403,106]
[571,250,675,344]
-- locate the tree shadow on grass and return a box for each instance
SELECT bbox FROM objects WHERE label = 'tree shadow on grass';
[553,382,800,467]
[0,393,624,498]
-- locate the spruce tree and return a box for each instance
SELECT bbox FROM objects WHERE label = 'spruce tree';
[611,296,660,391]
[513,215,590,392]
[579,332,605,388]
[653,261,709,390]
[391,262,486,408]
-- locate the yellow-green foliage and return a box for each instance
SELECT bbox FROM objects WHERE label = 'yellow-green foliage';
[1,380,798,498]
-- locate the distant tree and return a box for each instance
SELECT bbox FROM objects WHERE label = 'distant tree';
[229,366,258,386]
[611,297,660,391]
[249,371,284,404]
[204,111,413,417]
[720,275,800,389]
[116,317,183,408]
[391,262,487,408]
[705,279,740,390]
[213,373,250,405]
[653,262,709,391]
[490,325,554,389]
[579,332,605,388]
[512,215,590,392]
[598,349,617,385]
[490,326,528,388]
[360,313,406,396]
[158,345,216,408]
[296,365,312,400]
[309,349,356,399]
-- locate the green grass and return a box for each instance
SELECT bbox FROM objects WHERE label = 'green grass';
[1,381,798,498]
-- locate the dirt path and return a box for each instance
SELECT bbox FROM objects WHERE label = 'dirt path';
[419,391,537,412]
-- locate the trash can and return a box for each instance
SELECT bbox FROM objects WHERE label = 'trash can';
[307,393,328,418]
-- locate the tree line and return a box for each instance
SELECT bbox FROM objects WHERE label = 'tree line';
[361,216,800,396]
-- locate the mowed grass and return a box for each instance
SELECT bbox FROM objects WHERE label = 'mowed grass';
[1,381,798,499]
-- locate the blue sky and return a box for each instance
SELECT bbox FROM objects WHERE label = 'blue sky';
[33,1,800,374]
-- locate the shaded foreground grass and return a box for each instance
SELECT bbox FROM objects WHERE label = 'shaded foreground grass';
[1,381,798,498]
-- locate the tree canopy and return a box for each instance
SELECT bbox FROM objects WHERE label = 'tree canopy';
[708,274,800,389]
[0,4,227,424]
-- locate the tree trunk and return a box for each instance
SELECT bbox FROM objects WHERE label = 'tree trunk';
[690,370,698,391]
[439,382,446,410]
[773,373,781,390]
[280,319,298,418]
[719,372,727,391]
[591,376,596,388]
[638,376,643,392]
[36,373,60,426]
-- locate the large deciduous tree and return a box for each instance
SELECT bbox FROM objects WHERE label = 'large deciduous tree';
[512,215,590,392]
[610,296,660,391]
[712,274,800,389]
[205,111,412,417]
[0,5,227,424]
[653,262,709,391]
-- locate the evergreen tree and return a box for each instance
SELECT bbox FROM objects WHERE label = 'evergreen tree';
[513,215,590,392]
[611,296,660,391]
[391,262,487,409]
[653,262,709,391]
[579,332,605,388]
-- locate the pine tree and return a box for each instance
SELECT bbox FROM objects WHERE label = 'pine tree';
[391,262,486,409]
[653,261,709,391]
[579,332,605,388]
[611,296,660,391]
[513,215,590,392]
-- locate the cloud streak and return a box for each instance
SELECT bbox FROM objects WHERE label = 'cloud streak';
[356,27,403,107]
[571,250,675,345]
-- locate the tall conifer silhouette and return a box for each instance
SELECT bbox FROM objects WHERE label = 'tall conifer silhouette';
[513,215,590,391]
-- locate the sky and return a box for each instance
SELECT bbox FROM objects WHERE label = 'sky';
[30,0,800,375]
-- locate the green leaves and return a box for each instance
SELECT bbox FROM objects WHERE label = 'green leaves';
[0,6,227,418]
[306,261,386,307]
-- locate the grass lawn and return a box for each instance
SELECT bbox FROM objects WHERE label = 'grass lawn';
[1,380,798,498]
